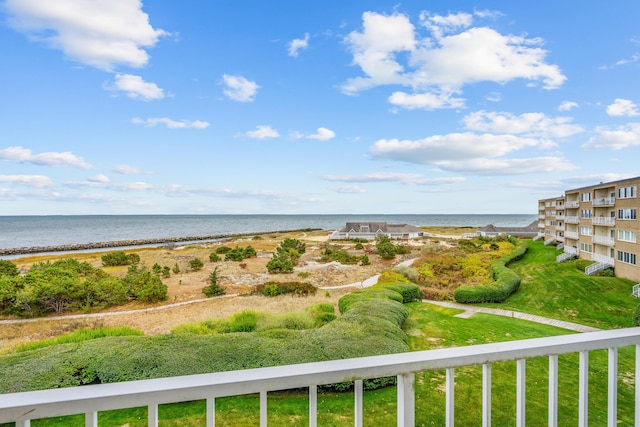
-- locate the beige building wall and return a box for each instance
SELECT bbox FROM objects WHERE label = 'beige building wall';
[540,176,640,283]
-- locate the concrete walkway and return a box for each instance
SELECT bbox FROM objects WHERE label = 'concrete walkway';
[423,300,601,333]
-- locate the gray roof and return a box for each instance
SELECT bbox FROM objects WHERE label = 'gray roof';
[478,221,538,235]
[339,222,423,234]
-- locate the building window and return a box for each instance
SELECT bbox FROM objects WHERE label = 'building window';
[579,226,592,236]
[581,192,592,202]
[580,243,593,253]
[617,208,637,220]
[617,186,636,199]
[617,230,637,243]
[617,250,637,265]
[580,209,592,219]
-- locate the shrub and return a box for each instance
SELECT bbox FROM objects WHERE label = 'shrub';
[172,263,180,274]
[453,239,528,303]
[634,304,640,327]
[360,255,370,265]
[101,251,140,267]
[257,281,317,297]
[188,258,204,271]
[209,253,221,262]
[376,235,397,259]
[0,260,18,277]
[319,248,359,265]
[224,246,257,262]
[228,311,258,332]
[203,267,225,297]
[266,255,294,274]
[354,242,364,250]
[215,246,232,254]
[392,265,420,283]
[123,267,168,303]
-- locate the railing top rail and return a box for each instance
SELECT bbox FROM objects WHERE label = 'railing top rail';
[2,327,640,423]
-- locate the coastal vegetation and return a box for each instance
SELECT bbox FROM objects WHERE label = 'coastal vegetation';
[1,230,639,425]
[100,251,140,267]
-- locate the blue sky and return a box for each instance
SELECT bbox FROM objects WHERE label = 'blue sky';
[1,1,640,215]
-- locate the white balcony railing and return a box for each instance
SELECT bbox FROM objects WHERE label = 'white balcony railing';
[565,201,580,208]
[592,253,615,266]
[1,329,640,427]
[564,245,579,256]
[593,235,615,246]
[593,197,615,206]
[593,217,615,226]
[538,214,546,219]
[565,231,579,240]
[565,216,579,224]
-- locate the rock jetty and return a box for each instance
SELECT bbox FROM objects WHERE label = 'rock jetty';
[0,228,319,256]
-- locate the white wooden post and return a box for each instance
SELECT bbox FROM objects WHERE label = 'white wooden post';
[85,411,97,427]
[548,355,558,427]
[148,403,158,427]
[354,380,363,427]
[206,397,215,427]
[608,348,618,427]
[516,359,526,427]
[482,363,491,427]
[260,391,267,427]
[579,350,589,427]
[397,373,415,427]
[446,368,455,427]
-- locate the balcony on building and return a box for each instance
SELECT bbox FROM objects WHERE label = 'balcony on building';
[565,200,580,209]
[564,231,579,240]
[1,329,639,427]
[565,216,579,224]
[592,252,615,265]
[592,235,615,246]
[593,217,615,226]
[593,197,615,207]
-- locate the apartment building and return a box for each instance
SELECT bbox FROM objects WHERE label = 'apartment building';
[538,176,640,283]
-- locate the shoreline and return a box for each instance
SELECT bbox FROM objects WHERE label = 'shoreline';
[0,228,320,257]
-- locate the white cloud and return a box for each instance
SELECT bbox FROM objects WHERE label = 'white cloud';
[307,127,336,141]
[5,0,166,71]
[341,11,565,108]
[463,111,583,138]
[606,99,639,117]
[333,185,367,194]
[583,123,640,150]
[131,117,209,129]
[0,146,91,169]
[113,164,142,175]
[0,174,55,187]
[323,172,465,186]
[88,174,110,183]
[435,157,576,175]
[108,74,164,101]
[288,33,310,57]
[558,101,578,111]
[222,74,260,102]
[246,125,280,139]
[388,90,465,110]
[65,179,154,192]
[370,133,547,164]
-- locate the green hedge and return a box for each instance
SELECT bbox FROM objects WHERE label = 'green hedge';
[0,283,419,394]
[453,239,529,303]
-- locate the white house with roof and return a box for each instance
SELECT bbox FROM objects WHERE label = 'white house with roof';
[330,222,424,240]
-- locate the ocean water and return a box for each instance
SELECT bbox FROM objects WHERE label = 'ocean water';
[0,214,536,250]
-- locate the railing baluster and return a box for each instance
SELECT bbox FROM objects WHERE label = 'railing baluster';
[516,359,526,427]
[85,411,97,427]
[579,350,589,427]
[148,403,158,427]
[608,347,618,427]
[260,391,267,427]
[548,355,558,427]
[206,397,215,427]
[446,368,454,427]
[309,385,317,427]
[17,421,30,427]
[354,380,363,427]
[397,373,415,427]
[482,363,491,427]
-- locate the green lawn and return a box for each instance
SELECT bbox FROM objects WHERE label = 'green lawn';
[482,240,638,329]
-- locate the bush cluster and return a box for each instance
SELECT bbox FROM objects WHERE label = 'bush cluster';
[319,247,360,265]
[453,239,529,303]
[375,235,411,259]
[101,251,140,267]
[224,246,256,262]
[256,281,317,297]
[0,259,168,317]
[266,238,306,273]
[202,268,225,297]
